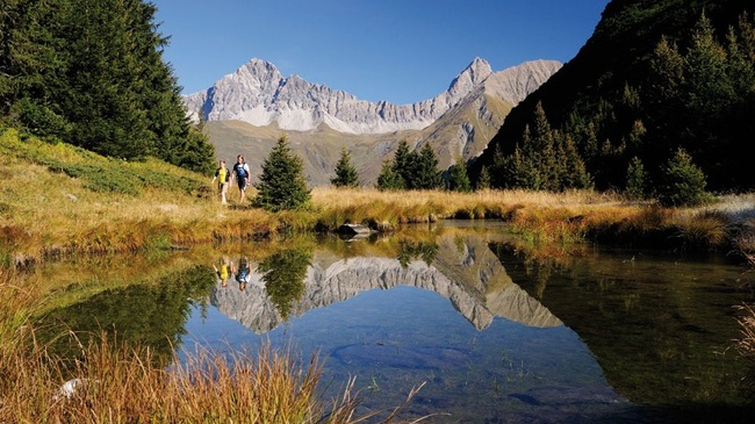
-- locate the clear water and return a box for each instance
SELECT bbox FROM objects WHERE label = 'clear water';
[33,222,755,423]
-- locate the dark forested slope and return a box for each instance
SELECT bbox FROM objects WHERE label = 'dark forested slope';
[473,0,754,192]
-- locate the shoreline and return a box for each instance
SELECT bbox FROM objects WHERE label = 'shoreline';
[5,198,754,271]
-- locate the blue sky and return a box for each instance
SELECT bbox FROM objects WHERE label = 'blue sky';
[154,0,610,104]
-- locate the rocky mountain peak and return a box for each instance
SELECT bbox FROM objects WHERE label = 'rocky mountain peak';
[448,57,493,95]
[184,57,560,134]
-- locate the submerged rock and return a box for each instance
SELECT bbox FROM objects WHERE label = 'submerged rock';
[331,343,469,370]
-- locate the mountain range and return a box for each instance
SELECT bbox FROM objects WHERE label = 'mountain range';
[184,58,561,185]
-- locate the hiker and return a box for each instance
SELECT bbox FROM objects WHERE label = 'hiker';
[230,154,251,204]
[233,257,250,291]
[213,257,231,288]
[211,159,230,205]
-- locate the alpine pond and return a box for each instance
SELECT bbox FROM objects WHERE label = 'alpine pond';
[32,222,755,423]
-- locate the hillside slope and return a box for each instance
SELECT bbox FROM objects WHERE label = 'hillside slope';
[0,128,281,265]
[473,0,754,191]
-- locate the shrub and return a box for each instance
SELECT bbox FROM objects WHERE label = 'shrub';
[625,156,648,199]
[658,148,710,206]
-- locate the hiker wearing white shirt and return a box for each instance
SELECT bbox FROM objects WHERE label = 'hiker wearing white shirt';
[230,154,251,204]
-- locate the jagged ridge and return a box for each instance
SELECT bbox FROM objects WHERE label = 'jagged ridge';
[185,58,561,135]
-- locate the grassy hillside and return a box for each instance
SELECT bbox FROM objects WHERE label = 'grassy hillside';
[0,128,285,266]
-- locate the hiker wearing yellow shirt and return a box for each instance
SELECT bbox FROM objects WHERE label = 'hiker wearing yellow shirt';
[213,258,231,288]
[211,159,230,205]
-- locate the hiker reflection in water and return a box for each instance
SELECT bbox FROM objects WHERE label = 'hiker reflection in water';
[230,257,251,291]
[213,257,231,288]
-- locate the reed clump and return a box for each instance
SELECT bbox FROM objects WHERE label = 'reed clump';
[507,200,750,253]
[737,303,755,358]
[737,232,755,268]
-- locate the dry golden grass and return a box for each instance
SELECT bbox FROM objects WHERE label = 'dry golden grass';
[310,187,618,230]
[738,303,755,358]
[504,201,746,253]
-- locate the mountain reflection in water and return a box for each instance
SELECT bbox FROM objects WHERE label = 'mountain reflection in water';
[210,233,562,334]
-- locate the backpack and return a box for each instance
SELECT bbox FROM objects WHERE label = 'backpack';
[235,163,248,179]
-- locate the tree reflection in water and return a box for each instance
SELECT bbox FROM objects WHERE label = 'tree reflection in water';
[397,240,439,268]
[258,247,312,320]
[36,265,215,368]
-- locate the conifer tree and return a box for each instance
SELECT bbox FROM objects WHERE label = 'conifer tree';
[515,151,543,190]
[499,145,522,189]
[488,144,510,189]
[582,121,600,163]
[376,160,404,191]
[658,148,709,206]
[447,157,471,192]
[625,156,648,199]
[530,102,559,190]
[553,130,569,189]
[254,135,311,211]
[562,135,593,189]
[477,165,492,190]
[392,139,414,186]
[0,0,215,173]
[651,36,685,102]
[330,148,359,188]
[685,12,731,114]
[412,144,442,190]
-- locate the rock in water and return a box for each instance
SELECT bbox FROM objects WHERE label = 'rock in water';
[338,223,372,236]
